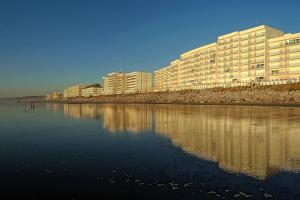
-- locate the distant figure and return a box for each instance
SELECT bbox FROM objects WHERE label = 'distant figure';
[30,100,35,110]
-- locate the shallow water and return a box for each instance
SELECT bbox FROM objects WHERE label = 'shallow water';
[1,102,300,199]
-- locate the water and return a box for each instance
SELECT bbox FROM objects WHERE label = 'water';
[1,102,300,199]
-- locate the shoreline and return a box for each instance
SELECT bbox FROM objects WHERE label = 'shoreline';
[46,83,300,107]
[46,100,300,108]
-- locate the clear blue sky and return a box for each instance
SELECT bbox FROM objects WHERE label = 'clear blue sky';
[1,0,300,97]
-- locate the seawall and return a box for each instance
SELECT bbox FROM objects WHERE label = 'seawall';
[47,83,300,106]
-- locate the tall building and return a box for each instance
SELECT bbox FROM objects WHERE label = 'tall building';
[154,66,171,91]
[169,60,180,91]
[217,25,283,83]
[179,43,217,89]
[63,84,83,98]
[154,25,300,91]
[269,33,300,80]
[82,83,103,97]
[102,71,153,94]
[125,71,153,94]
[102,72,126,95]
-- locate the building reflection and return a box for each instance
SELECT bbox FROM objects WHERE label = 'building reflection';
[154,105,300,179]
[46,103,64,112]
[63,104,103,120]
[49,103,300,179]
[61,104,152,133]
[101,104,153,133]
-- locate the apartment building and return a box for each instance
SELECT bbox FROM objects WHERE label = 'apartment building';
[125,71,153,94]
[102,71,153,94]
[63,84,83,98]
[46,91,63,100]
[269,33,300,80]
[102,72,126,95]
[219,25,283,83]
[82,83,103,97]
[169,60,180,90]
[179,43,217,89]
[154,25,300,91]
[154,66,171,91]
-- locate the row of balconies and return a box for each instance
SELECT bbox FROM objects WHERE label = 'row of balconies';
[269,47,300,56]
[240,31,265,41]
[218,38,239,44]
[268,40,299,50]
[269,39,300,50]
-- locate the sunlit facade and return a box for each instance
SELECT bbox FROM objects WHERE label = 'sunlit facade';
[180,43,217,89]
[269,33,300,80]
[103,71,153,94]
[154,66,171,91]
[154,25,300,91]
[82,84,103,97]
[102,72,126,95]
[63,84,83,98]
[125,71,153,94]
[46,91,63,100]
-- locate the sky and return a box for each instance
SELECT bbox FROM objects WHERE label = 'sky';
[1,0,300,97]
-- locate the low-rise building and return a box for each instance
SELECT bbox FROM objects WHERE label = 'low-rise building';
[82,84,103,97]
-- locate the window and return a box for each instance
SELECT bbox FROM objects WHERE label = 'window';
[286,38,300,45]
[256,63,264,69]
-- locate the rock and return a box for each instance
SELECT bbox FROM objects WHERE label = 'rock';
[45,169,54,173]
[207,191,216,195]
[171,186,178,190]
[183,182,192,187]
[264,193,273,198]
[233,193,241,198]
[239,191,253,198]
[109,179,115,184]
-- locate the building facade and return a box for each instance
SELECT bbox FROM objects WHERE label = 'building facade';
[46,92,63,100]
[154,25,300,91]
[82,84,103,97]
[102,72,126,95]
[125,72,152,94]
[63,84,83,98]
[154,66,171,91]
[269,33,300,80]
[103,71,153,94]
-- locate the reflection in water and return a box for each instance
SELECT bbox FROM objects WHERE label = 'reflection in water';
[47,103,300,179]
[61,104,152,133]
